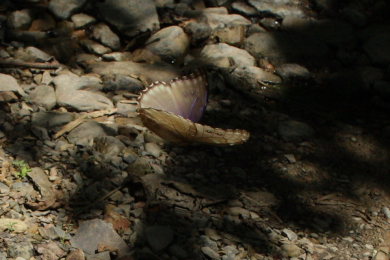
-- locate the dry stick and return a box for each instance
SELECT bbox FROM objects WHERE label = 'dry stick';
[53,108,118,139]
[0,59,61,69]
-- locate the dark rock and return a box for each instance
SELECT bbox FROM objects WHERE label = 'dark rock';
[96,0,159,37]
[145,225,174,251]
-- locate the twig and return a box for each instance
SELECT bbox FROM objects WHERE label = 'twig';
[53,108,117,139]
[0,59,61,69]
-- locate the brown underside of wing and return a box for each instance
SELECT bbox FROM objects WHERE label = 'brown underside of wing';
[138,108,250,146]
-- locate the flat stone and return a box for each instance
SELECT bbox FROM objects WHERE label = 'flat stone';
[71,13,96,29]
[102,74,143,92]
[201,43,255,68]
[0,73,26,96]
[144,142,162,158]
[80,38,112,55]
[53,72,113,111]
[49,0,87,19]
[226,66,282,98]
[29,85,56,110]
[92,23,121,50]
[11,182,36,197]
[27,167,53,201]
[25,46,51,62]
[39,226,71,240]
[36,241,66,260]
[7,241,34,259]
[276,63,310,80]
[280,243,303,257]
[71,219,130,256]
[0,182,10,194]
[67,121,117,146]
[282,228,298,241]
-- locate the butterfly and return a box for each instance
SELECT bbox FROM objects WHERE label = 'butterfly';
[137,71,250,145]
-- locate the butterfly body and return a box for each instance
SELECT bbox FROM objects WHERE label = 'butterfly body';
[137,71,250,145]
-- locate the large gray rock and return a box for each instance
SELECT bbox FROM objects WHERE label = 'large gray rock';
[53,71,113,112]
[145,26,190,61]
[96,0,159,37]
[201,43,255,68]
[49,0,87,19]
[71,219,130,256]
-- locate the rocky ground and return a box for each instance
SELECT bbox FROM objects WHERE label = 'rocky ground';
[0,0,390,259]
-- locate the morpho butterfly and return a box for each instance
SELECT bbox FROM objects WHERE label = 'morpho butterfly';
[137,71,250,145]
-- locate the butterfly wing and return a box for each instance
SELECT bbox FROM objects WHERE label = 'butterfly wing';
[138,108,250,145]
[138,71,208,122]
